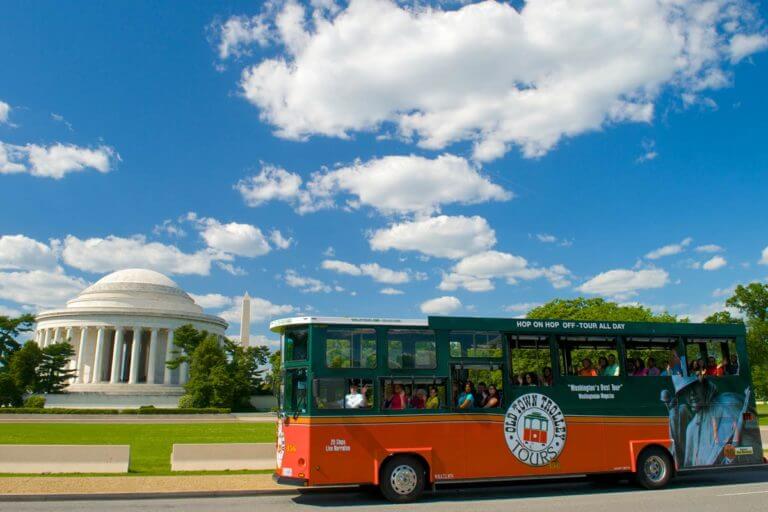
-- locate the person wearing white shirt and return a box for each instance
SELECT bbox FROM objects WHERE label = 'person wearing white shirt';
[345,382,368,409]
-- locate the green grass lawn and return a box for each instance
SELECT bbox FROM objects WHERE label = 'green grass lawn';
[758,403,768,425]
[0,423,276,475]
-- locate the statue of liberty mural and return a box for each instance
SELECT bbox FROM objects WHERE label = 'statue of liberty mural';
[661,373,761,468]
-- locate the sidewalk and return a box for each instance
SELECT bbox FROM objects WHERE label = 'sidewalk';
[0,474,298,499]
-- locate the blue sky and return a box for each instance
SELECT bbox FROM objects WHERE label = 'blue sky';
[1,0,768,347]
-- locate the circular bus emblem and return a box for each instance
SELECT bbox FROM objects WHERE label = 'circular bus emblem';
[504,393,567,467]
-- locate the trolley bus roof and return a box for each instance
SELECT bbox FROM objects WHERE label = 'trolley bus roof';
[270,315,746,337]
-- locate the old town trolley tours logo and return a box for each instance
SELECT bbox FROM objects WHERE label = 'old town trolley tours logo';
[504,393,567,466]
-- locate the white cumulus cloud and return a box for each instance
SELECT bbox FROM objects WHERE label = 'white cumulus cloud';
[189,293,234,309]
[370,215,496,259]
[237,154,509,216]
[0,234,58,271]
[420,296,462,315]
[197,217,271,258]
[284,269,333,293]
[213,14,272,60]
[729,33,768,63]
[577,268,669,299]
[0,270,88,308]
[702,255,727,270]
[235,164,303,207]
[439,251,572,292]
[303,154,510,215]
[695,244,724,253]
[0,101,10,124]
[322,259,410,284]
[237,0,767,161]
[60,235,223,276]
[645,237,693,260]
[0,141,117,179]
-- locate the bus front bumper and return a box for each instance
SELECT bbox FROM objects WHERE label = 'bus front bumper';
[273,472,309,487]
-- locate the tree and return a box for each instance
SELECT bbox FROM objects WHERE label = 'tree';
[182,335,233,408]
[8,341,43,393]
[527,298,683,323]
[265,350,282,403]
[165,324,208,371]
[0,314,35,367]
[36,342,76,393]
[0,373,22,407]
[720,283,768,400]
[703,311,743,324]
[726,283,768,322]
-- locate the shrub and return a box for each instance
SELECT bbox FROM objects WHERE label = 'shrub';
[23,395,46,408]
[178,394,196,409]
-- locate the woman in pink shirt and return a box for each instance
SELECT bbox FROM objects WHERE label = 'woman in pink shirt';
[387,383,408,410]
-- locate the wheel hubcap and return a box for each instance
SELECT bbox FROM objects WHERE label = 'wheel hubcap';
[390,464,418,495]
[644,455,667,483]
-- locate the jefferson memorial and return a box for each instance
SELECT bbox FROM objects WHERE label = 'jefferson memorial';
[34,268,227,407]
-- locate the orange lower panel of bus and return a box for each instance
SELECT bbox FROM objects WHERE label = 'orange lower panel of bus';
[276,415,670,486]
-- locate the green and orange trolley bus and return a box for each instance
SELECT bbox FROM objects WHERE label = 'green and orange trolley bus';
[270,316,765,502]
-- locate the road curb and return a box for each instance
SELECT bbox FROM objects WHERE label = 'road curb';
[0,487,302,502]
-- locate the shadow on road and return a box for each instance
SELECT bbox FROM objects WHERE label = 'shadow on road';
[291,466,768,508]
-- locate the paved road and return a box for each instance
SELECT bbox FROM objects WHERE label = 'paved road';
[3,467,768,512]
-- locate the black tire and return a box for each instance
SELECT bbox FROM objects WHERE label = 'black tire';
[379,455,426,503]
[635,447,673,490]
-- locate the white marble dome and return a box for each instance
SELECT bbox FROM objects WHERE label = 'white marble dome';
[67,268,204,315]
[34,268,227,394]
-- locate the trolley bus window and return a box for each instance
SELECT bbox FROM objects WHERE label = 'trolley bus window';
[284,328,308,362]
[625,337,682,376]
[451,364,503,409]
[380,377,448,410]
[557,336,619,377]
[387,329,436,369]
[325,328,377,368]
[685,338,738,376]
[283,369,307,413]
[314,378,374,409]
[449,331,503,358]
[509,335,552,386]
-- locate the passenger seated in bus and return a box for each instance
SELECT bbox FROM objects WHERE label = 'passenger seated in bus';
[631,357,648,377]
[646,357,661,376]
[724,354,739,375]
[348,382,371,408]
[524,372,537,386]
[484,385,500,408]
[458,382,475,409]
[541,366,553,386]
[605,354,620,376]
[410,388,426,409]
[425,386,440,409]
[475,382,489,407]
[387,383,408,410]
[660,353,683,376]
[705,356,722,376]
[578,358,598,376]
[513,373,524,386]
[597,356,608,376]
